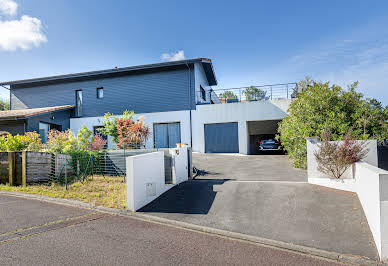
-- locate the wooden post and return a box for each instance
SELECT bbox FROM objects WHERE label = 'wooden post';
[8,152,15,186]
[22,151,27,187]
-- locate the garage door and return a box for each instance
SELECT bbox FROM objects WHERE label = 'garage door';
[204,122,239,153]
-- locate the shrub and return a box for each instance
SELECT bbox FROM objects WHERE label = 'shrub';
[47,129,77,153]
[4,134,27,151]
[116,117,134,148]
[117,116,150,149]
[0,135,7,151]
[23,132,42,151]
[91,134,107,151]
[98,110,134,144]
[278,78,387,168]
[314,129,368,179]
[77,125,93,150]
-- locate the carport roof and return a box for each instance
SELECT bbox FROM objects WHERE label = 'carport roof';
[0,105,75,121]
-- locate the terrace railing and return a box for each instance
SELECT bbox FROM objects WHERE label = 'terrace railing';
[196,83,298,104]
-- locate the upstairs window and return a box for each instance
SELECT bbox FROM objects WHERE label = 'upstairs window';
[97,87,103,99]
[76,90,83,117]
[200,85,206,101]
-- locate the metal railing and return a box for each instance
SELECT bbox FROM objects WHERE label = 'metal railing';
[196,83,298,104]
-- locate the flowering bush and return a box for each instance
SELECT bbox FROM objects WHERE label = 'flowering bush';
[47,129,77,153]
[91,134,107,151]
[23,132,42,151]
[314,129,368,179]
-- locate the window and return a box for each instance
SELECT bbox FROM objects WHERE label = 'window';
[200,85,206,101]
[153,123,181,148]
[39,122,49,144]
[97,87,103,99]
[76,90,83,117]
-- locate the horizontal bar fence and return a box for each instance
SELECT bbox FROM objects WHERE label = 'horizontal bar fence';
[196,83,298,104]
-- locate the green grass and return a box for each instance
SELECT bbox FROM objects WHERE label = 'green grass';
[0,176,126,209]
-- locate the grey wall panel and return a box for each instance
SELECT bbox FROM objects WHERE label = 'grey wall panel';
[10,66,196,117]
[0,121,25,135]
[204,122,239,153]
[26,109,72,133]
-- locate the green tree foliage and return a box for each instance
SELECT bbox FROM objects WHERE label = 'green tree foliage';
[291,76,313,98]
[219,91,238,100]
[97,110,134,143]
[77,125,93,150]
[243,86,267,101]
[0,99,9,111]
[278,78,388,168]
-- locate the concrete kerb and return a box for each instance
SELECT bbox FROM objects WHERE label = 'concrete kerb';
[0,190,385,265]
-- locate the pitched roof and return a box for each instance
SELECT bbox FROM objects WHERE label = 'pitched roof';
[0,105,75,121]
[0,58,217,87]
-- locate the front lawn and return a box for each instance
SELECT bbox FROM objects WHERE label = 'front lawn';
[0,175,126,209]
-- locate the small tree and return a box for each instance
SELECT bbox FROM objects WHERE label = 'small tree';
[243,86,267,101]
[116,117,134,148]
[219,91,238,100]
[117,116,150,149]
[314,129,368,179]
[98,110,134,143]
[77,125,93,150]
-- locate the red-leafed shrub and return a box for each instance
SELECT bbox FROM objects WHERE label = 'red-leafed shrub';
[92,134,107,151]
[314,129,368,179]
[116,116,150,149]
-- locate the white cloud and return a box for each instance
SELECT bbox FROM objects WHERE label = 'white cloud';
[0,0,47,51]
[0,15,47,51]
[160,50,185,62]
[0,0,17,16]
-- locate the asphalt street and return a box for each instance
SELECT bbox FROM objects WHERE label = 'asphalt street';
[0,194,341,266]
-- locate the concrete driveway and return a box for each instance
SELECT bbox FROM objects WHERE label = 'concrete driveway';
[140,153,379,260]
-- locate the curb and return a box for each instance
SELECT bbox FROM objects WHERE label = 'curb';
[0,190,385,265]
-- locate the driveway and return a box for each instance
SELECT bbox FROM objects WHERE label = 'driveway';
[0,194,340,265]
[140,153,379,260]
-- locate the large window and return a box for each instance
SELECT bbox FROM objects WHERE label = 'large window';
[76,90,83,117]
[153,122,181,148]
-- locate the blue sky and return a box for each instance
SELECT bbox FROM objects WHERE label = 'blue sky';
[0,0,387,105]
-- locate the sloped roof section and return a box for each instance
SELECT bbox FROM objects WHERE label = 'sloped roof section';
[0,105,75,121]
[0,58,217,87]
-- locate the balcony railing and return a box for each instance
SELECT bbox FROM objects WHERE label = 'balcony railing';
[196,83,298,104]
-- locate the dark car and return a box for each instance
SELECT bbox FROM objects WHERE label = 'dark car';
[258,139,283,151]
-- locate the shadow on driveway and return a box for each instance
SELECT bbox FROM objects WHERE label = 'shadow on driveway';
[139,179,230,215]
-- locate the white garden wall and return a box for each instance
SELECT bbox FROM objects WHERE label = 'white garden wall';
[126,147,189,212]
[307,138,388,261]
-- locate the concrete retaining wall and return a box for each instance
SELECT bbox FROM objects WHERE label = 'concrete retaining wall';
[307,138,388,261]
[126,147,189,212]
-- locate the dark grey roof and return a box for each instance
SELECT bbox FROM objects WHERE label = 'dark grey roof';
[0,58,217,87]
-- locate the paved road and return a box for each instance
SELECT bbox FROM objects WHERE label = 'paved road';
[0,194,340,265]
[141,153,379,260]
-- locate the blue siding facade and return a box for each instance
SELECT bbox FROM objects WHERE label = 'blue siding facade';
[26,109,72,132]
[10,66,196,117]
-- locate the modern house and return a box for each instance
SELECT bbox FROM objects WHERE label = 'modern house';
[0,58,294,154]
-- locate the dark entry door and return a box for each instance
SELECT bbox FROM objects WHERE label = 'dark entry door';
[204,122,239,153]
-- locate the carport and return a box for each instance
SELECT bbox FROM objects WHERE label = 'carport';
[247,120,281,154]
